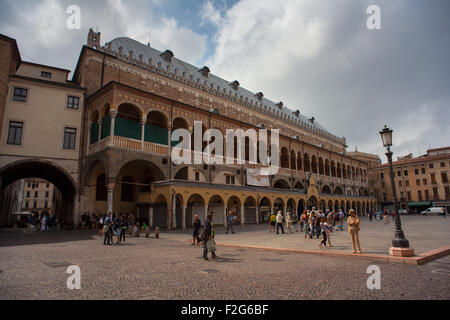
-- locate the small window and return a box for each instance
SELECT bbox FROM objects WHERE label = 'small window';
[26,191,30,198]
[34,191,38,198]
[7,121,23,145]
[194,172,200,181]
[397,171,401,177]
[33,202,37,209]
[440,162,446,168]
[46,183,49,188]
[45,191,49,198]
[415,169,419,175]
[25,201,29,209]
[405,180,410,187]
[429,163,434,169]
[13,87,28,102]
[421,168,426,174]
[67,96,80,110]
[423,179,427,185]
[41,71,52,79]
[416,179,420,186]
[380,173,384,179]
[44,201,48,209]
[404,170,408,176]
[63,127,77,150]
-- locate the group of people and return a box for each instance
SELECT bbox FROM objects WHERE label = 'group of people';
[368,209,394,224]
[269,208,362,254]
[24,212,57,233]
[191,214,218,260]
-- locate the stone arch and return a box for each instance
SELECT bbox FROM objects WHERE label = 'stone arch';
[321,185,332,194]
[297,152,302,171]
[186,194,206,228]
[334,186,343,195]
[318,157,325,175]
[294,181,304,190]
[311,156,318,174]
[274,197,285,214]
[226,195,242,224]
[280,147,289,168]
[244,196,258,224]
[274,179,290,190]
[303,153,310,172]
[153,194,168,228]
[208,195,225,225]
[0,159,77,225]
[290,150,296,170]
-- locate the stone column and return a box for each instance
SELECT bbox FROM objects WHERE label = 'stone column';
[106,180,116,214]
[97,119,103,152]
[109,109,117,146]
[256,206,260,224]
[140,116,146,150]
[241,205,245,225]
[181,205,187,230]
[172,195,177,230]
[149,207,153,227]
[87,121,92,152]
[203,206,208,222]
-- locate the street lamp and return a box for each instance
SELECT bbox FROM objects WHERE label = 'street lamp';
[379,125,414,257]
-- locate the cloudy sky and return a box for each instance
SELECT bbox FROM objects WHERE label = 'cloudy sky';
[1,0,449,162]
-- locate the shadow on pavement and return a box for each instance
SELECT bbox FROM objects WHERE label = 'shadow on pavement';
[0,230,98,247]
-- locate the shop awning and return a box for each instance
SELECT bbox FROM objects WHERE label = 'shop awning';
[407,202,432,207]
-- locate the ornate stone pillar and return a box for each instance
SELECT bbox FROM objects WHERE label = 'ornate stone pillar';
[181,205,187,230]
[256,206,260,224]
[106,179,116,214]
[109,109,117,146]
[203,206,208,222]
[140,116,146,150]
[241,205,245,225]
[172,195,177,230]
[149,207,153,227]
[97,119,103,152]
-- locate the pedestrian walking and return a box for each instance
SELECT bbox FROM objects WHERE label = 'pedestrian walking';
[348,209,361,254]
[103,213,112,245]
[192,214,202,245]
[291,211,299,232]
[120,214,127,242]
[315,212,321,239]
[225,210,235,234]
[276,211,285,234]
[285,212,293,234]
[318,218,329,248]
[202,214,217,260]
[300,210,307,232]
[369,211,373,222]
[269,211,276,232]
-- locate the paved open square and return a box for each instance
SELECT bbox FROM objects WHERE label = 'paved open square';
[0,216,449,300]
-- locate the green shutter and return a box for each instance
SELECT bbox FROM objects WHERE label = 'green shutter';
[90,121,99,144]
[114,117,141,140]
[144,124,168,145]
[101,114,111,139]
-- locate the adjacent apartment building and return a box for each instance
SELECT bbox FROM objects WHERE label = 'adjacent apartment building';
[371,146,450,212]
[0,33,85,227]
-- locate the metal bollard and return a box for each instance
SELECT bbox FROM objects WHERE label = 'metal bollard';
[155,227,160,239]
[146,226,150,238]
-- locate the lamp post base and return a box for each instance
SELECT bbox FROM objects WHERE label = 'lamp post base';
[389,247,415,257]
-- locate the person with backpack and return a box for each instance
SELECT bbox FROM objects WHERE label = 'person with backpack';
[202,214,217,260]
[291,211,299,232]
[103,213,112,245]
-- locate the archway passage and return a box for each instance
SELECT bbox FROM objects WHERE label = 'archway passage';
[0,160,76,227]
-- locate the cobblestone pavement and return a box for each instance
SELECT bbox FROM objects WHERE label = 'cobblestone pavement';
[166,216,450,255]
[0,226,449,300]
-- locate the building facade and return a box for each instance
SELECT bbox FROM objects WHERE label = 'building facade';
[22,178,55,214]
[0,30,378,228]
[0,34,85,227]
[70,30,376,229]
[371,146,450,212]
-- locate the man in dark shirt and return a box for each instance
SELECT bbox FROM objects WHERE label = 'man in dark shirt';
[192,214,202,245]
